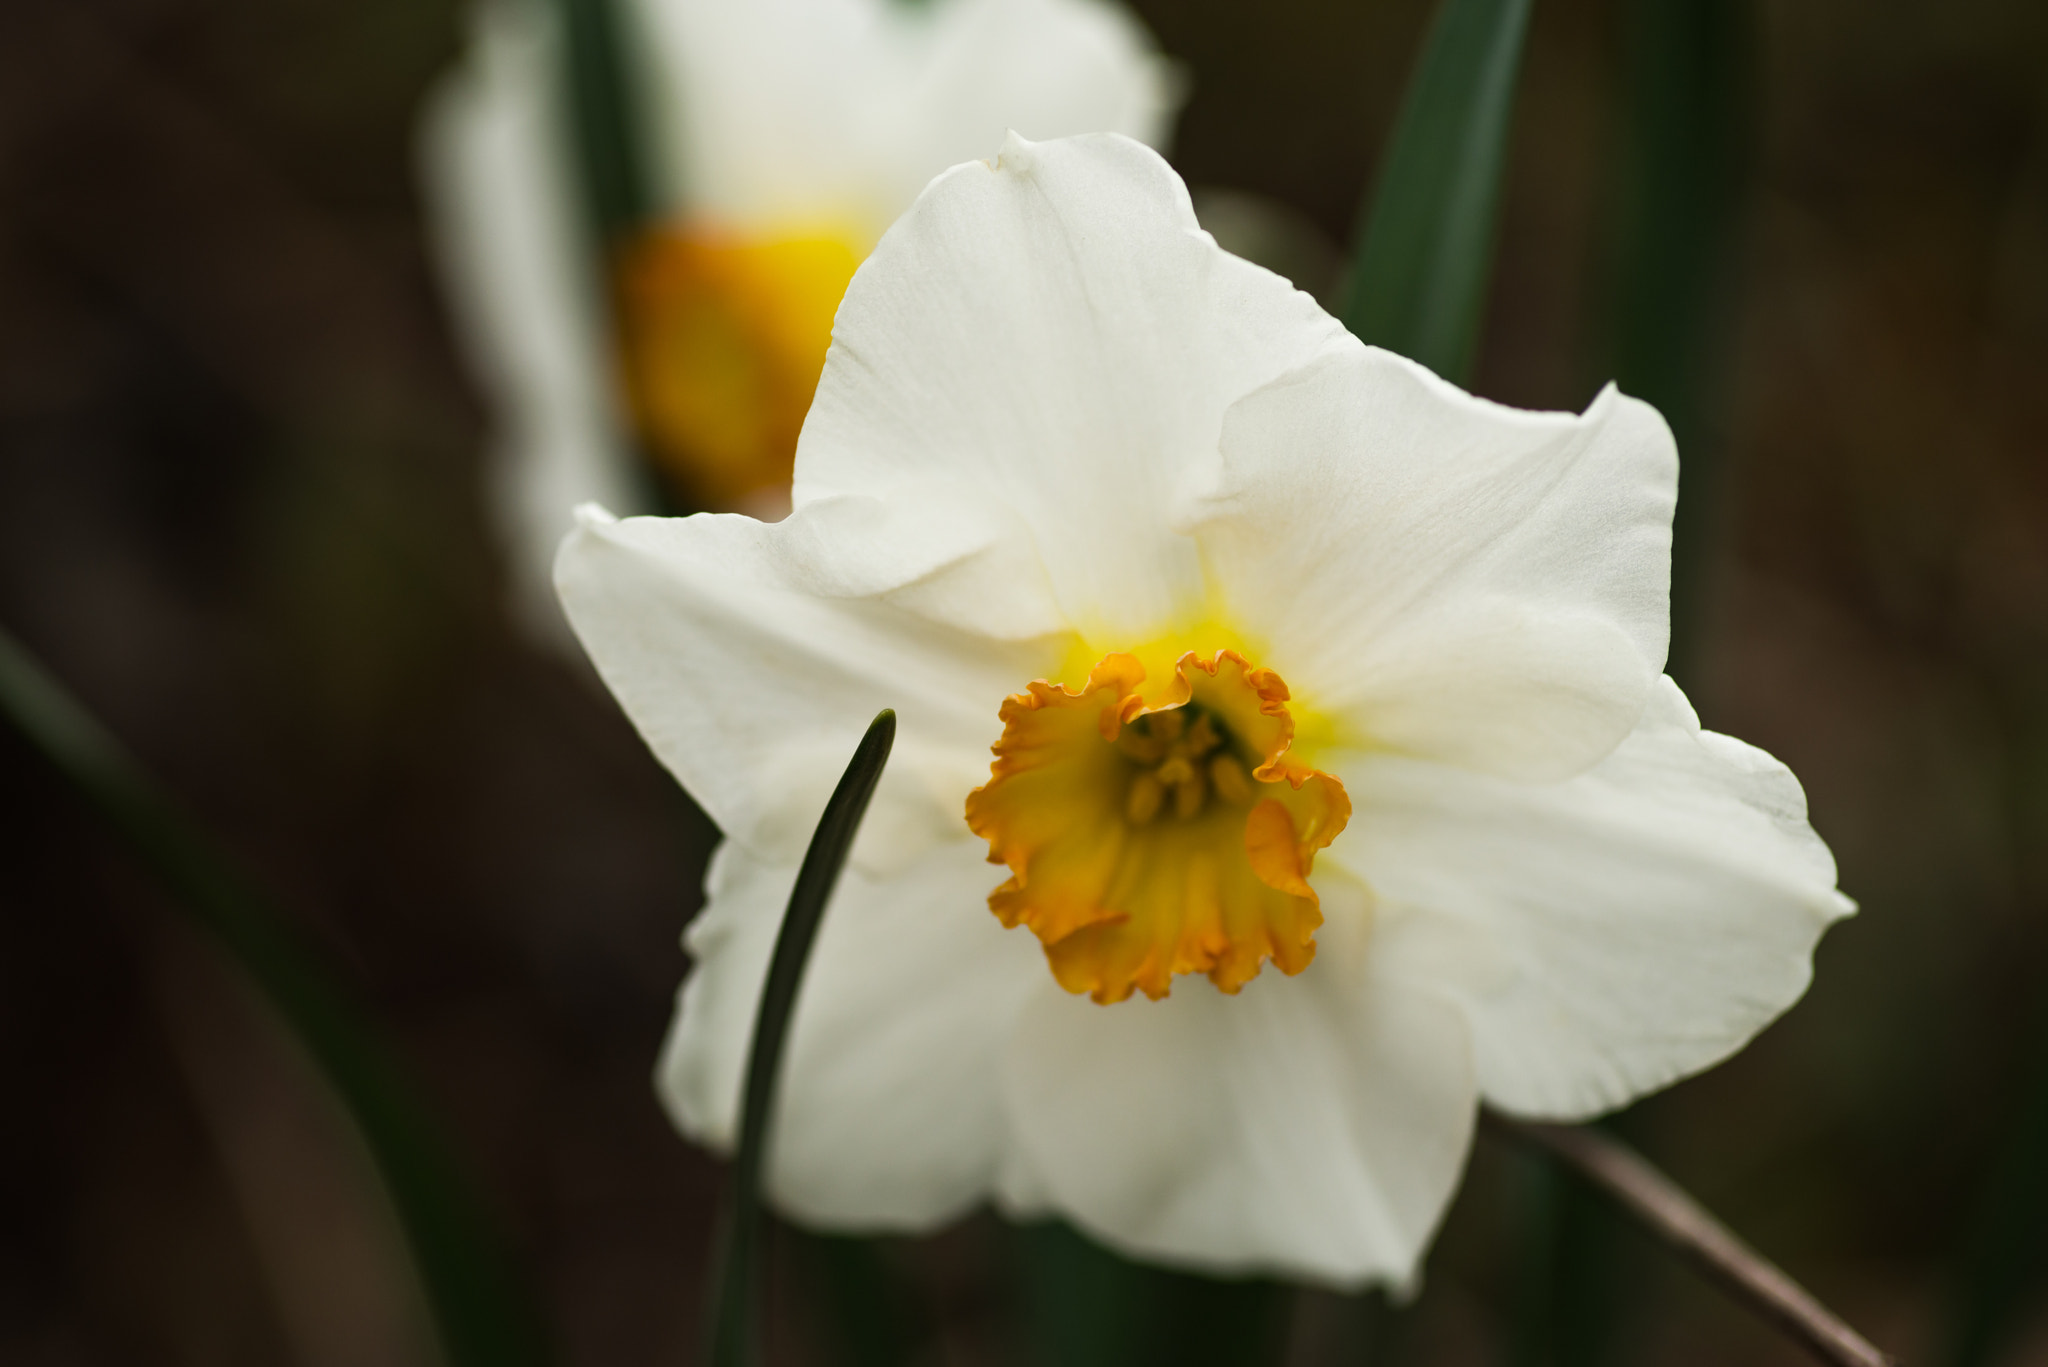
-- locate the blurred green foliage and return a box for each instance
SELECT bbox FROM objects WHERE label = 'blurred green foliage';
[1338,0,1531,383]
[0,628,547,1367]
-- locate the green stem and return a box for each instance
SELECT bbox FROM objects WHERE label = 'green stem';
[550,0,654,245]
[0,625,546,1367]
[706,711,898,1367]
[546,0,673,514]
[1508,1128,1633,1367]
[1606,0,1752,685]
[1513,2,1753,1356]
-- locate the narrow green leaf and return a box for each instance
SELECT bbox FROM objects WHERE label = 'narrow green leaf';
[1509,1137,1635,1367]
[1607,0,1751,684]
[0,625,545,1367]
[1337,0,1534,384]
[707,710,898,1367]
[1512,5,1752,1355]
[551,0,654,244]
[545,0,676,515]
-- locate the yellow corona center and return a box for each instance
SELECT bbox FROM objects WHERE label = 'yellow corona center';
[966,650,1351,1004]
[613,223,863,508]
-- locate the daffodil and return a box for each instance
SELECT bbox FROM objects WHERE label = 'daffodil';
[421,0,1178,635]
[556,133,1855,1287]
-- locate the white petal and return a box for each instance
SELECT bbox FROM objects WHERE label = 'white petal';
[625,0,888,225]
[658,839,1047,1227]
[417,0,638,643]
[997,884,1477,1288]
[627,0,1179,232]
[799,132,1353,640]
[1337,676,1856,1120]
[554,504,1062,872]
[1189,349,1677,781]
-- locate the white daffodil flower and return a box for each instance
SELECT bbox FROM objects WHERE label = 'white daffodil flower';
[421,0,1178,639]
[556,133,1855,1288]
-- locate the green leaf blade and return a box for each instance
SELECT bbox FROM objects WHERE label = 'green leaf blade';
[707,709,898,1367]
[1338,0,1534,384]
[552,0,655,244]
[0,625,546,1367]
[1607,0,1751,685]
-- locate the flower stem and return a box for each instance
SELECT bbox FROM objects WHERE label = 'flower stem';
[706,710,897,1367]
[1604,0,1753,687]
[1486,1113,1895,1367]
[550,0,654,244]
[0,624,547,1367]
[1508,1138,1632,1367]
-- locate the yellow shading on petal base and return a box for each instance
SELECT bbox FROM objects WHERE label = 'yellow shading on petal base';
[614,223,863,508]
[965,650,1351,1004]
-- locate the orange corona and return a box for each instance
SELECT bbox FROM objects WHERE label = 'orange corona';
[967,650,1350,1004]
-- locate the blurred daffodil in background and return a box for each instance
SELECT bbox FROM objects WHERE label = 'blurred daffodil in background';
[422,0,1179,634]
[557,134,1854,1286]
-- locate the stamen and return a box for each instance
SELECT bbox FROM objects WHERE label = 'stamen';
[1117,726,1167,764]
[1210,754,1253,807]
[1125,771,1165,826]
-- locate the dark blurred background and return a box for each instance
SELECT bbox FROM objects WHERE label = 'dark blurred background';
[2,0,2045,1363]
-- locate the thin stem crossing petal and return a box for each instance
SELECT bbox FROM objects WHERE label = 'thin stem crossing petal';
[706,710,897,1367]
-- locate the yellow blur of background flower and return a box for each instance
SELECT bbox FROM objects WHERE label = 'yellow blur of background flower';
[421,0,1181,633]
[613,227,861,510]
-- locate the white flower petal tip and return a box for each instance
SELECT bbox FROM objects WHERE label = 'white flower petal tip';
[630,0,1184,231]
[992,126,1039,167]
[802,131,1351,639]
[564,130,1852,1289]
[1348,675,1855,1124]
